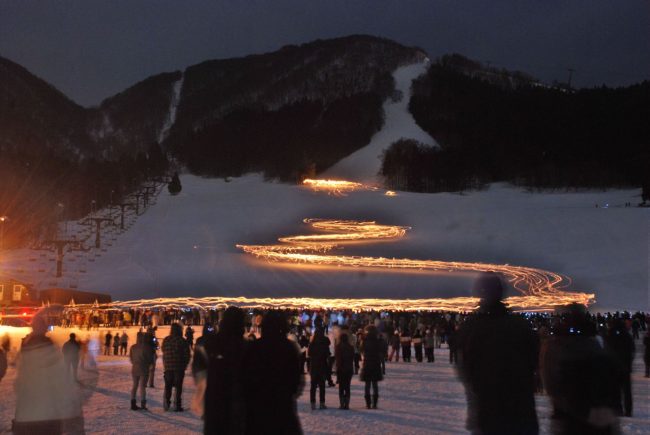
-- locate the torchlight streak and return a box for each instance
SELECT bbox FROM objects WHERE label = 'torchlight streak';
[302,179,376,196]
[236,219,595,311]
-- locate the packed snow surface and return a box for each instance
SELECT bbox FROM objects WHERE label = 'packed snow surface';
[324,60,436,183]
[0,174,646,311]
[158,73,184,144]
[0,326,648,434]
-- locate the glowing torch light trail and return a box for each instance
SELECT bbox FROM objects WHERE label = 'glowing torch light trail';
[236,218,594,312]
[302,179,376,196]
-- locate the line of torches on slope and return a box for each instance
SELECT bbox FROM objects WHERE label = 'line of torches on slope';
[302,179,396,197]
[232,218,594,312]
[69,183,593,313]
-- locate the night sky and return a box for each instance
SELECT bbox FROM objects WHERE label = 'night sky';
[1,0,648,107]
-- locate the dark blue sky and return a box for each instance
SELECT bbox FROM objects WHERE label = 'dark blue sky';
[1,0,648,107]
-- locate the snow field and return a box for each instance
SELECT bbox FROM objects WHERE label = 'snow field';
[0,326,648,434]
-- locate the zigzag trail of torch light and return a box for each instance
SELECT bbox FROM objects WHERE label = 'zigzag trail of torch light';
[236,219,594,312]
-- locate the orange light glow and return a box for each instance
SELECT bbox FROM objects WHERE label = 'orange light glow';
[302,179,375,196]
[236,218,595,312]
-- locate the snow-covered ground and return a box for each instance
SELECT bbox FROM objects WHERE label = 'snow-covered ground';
[0,326,648,434]
[0,174,646,311]
[0,60,646,311]
[324,60,436,184]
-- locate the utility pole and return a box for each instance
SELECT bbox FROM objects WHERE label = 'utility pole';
[131,193,143,215]
[141,184,158,208]
[83,217,114,249]
[0,215,7,251]
[567,68,575,89]
[43,239,85,277]
[117,202,135,230]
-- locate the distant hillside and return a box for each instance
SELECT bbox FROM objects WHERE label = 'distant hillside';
[399,54,650,191]
[0,35,424,245]
[0,56,91,158]
[166,35,425,180]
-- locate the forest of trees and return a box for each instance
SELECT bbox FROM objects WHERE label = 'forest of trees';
[0,143,169,248]
[171,93,384,181]
[403,55,650,192]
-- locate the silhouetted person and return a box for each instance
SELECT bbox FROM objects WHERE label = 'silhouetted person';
[308,327,330,410]
[457,272,539,435]
[192,307,247,435]
[335,332,355,409]
[605,319,635,417]
[112,333,120,356]
[103,331,112,356]
[185,325,195,349]
[62,333,81,381]
[146,327,158,388]
[360,325,383,409]
[543,304,621,434]
[0,347,7,384]
[243,311,303,435]
[14,308,84,435]
[424,329,435,362]
[644,330,650,378]
[298,333,310,374]
[120,331,128,356]
[400,329,412,362]
[412,329,424,362]
[129,331,153,410]
[162,323,191,411]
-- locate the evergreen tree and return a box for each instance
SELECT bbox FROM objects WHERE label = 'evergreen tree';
[168,172,182,195]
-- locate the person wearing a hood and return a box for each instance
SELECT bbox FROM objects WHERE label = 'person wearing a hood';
[456,271,540,435]
[162,323,191,411]
[13,307,84,435]
[130,331,154,410]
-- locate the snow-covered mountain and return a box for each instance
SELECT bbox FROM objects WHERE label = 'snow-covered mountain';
[324,60,436,183]
[1,35,425,164]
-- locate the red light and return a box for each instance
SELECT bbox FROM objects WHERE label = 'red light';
[22,312,27,316]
